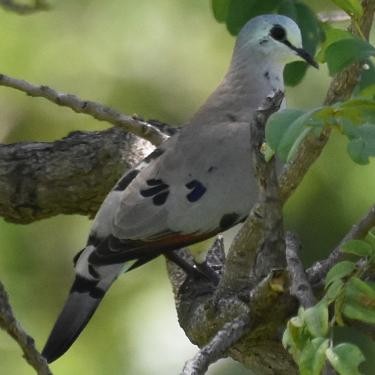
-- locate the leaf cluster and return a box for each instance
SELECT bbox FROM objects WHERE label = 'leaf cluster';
[283,230,375,374]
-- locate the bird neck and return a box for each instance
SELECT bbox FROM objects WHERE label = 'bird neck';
[189,54,285,126]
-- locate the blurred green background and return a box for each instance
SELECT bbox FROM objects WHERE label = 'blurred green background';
[0,1,374,374]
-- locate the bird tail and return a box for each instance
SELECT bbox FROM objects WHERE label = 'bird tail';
[42,275,111,363]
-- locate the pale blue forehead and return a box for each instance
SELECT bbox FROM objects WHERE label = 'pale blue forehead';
[237,14,302,46]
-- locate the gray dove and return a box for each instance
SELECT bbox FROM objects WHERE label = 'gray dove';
[42,14,318,363]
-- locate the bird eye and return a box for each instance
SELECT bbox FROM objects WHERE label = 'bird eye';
[270,24,286,41]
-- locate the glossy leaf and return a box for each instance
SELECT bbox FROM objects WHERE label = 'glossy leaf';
[303,303,329,338]
[325,261,356,288]
[316,24,353,63]
[211,0,230,22]
[342,277,375,324]
[331,0,363,18]
[325,38,375,75]
[346,123,375,164]
[266,108,323,162]
[324,279,344,303]
[299,338,329,375]
[326,343,365,375]
[284,61,308,87]
[342,239,374,257]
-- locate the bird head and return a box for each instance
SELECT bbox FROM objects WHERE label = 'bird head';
[235,14,318,68]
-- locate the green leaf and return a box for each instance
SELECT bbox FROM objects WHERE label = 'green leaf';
[342,239,374,257]
[355,61,375,97]
[212,0,230,22]
[316,24,353,63]
[284,61,308,87]
[342,277,375,324]
[326,343,365,375]
[266,108,323,162]
[325,38,375,75]
[266,109,306,152]
[225,0,256,35]
[346,123,375,164]
[303,302,329,338]
[225,0,279,35]
[324,279,344,303]
[325,261,356,288]
[299,338,329,375]
[330,0,363,18]
[366,228,375,249]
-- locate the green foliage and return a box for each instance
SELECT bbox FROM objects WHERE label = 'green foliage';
[325,39,375,75]
[326,344,365,375]
[265,99,375,164]
[283,231,375,374]
[330,0,363,18]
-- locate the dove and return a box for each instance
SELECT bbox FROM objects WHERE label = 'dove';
[42,14,318,363]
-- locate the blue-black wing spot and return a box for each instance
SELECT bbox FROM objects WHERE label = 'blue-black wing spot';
[140,178,170,205]
[143,148,165,163]
[146,178,164,186]
[114,169,139,191]
[153,191,169,206]
[185,180,206,202]
[140,184,169,197]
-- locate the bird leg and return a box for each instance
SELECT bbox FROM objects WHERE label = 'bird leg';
[165,251,219,285]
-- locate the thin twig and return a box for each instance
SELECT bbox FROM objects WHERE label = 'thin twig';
[0,0,49,14]
[181,314,251,375]
[0,73,169,145]
[285,232,316,308]
[0,281,52,375]
[307,204,375,286]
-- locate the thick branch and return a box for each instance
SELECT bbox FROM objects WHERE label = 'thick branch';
[0,73,170,145]
[0,128,154,223]
[0,281,52,375]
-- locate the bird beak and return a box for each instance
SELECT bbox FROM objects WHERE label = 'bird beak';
[295,48,319,69]
[282,40,319,69]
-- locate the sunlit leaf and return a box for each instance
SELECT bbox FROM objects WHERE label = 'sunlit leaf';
[324,279,344,303]
[325,38,375,75]
[326,343,365,375]
[342,239,374,257]
[303,303,329,338]
[299,337,329,375]
[265,108,324,161]
[316,24,353,63]
[325,261,356,287]
[330,0,363,18]
[342,277,375,324]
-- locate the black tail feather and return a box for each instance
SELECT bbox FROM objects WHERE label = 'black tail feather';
[42,276,106,363]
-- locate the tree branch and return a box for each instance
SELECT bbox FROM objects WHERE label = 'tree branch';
[0,281,52,375]
[0,73,170,145]
[181,314,251,375]
[285,232,316,308]
[216,91,285,297]
[307,203,375,286]
[0,127,154,223]
[279,0,375,204]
